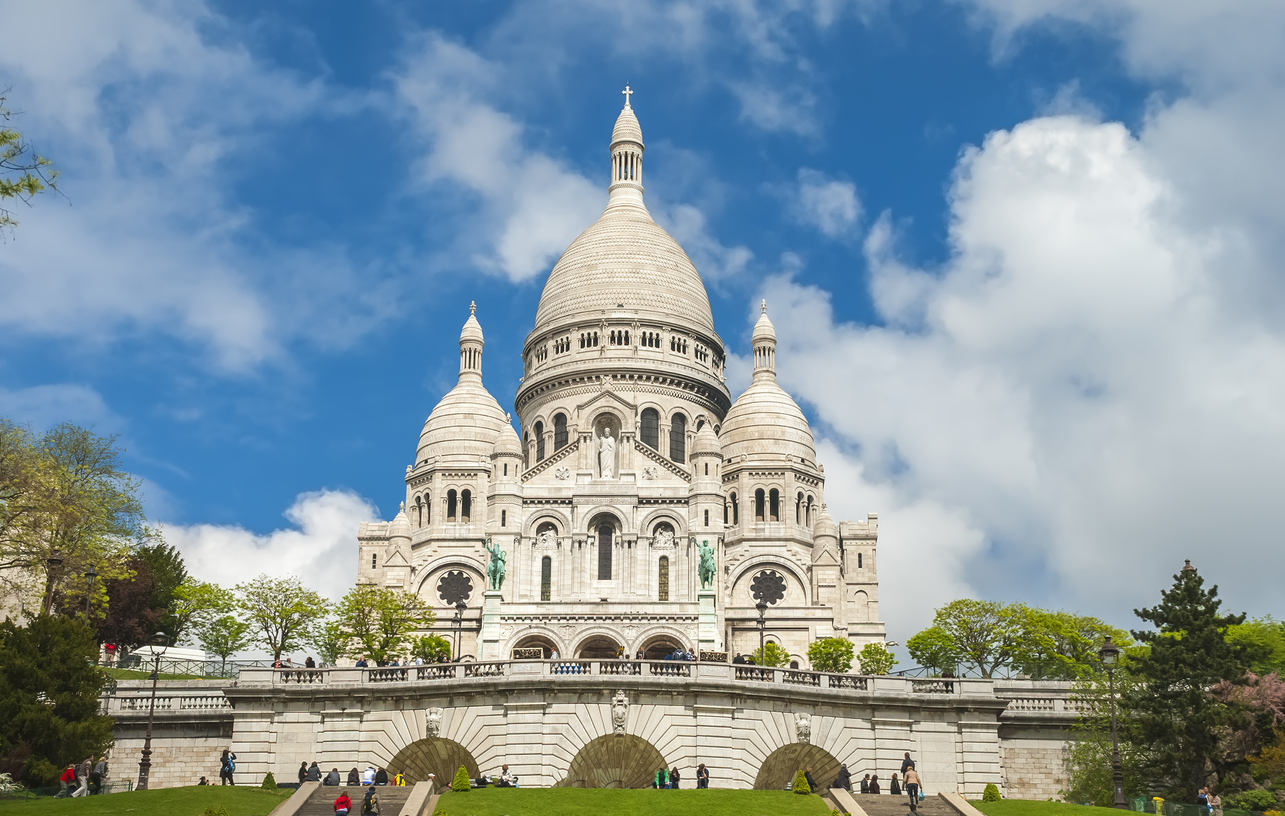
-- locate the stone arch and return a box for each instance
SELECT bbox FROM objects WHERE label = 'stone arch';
[524,508,571,537]
[729,556,811,606]
[512,634,560,658]
[559,734,666,789]
[582,508,626,537]
[638,508,685,537]
[500,624,567,657]
[753,742,843,791]
[572,629,624,659]
[414,560,486,605]
[388,737,479,785]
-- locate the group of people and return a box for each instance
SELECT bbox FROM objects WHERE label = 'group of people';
[1199,787,1224,816]
[829,752,923,808]
[331,786,383,815]
[652,764,709,788]
[55,757,107,797]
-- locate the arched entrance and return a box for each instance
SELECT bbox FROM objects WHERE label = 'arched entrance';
[638,634,686,660]
[576,634,623,659]
[387,737,478,785]
[559,734,666,789]
[754,743,843,791]
[512,634,559,658]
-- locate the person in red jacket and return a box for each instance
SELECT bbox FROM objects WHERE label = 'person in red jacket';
[57,765,77,798]
[333,791,353,815]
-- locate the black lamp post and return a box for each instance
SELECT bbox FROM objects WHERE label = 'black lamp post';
[1098,635,1127,809]
[137,631,171,791]
[83,565,97,623]
[756,600,768,665]
[42,550,64,615]
[454,601,467,661]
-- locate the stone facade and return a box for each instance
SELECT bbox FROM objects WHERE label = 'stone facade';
[356,93,884,667]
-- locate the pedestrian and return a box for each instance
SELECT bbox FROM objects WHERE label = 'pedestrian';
[305,656,316,668]
[669,766,680,789]
[71,757,91,797]
[697,763,710,789]
[733,653,745,664]
[220,748,237,785]
[56,764,76,797]
[199,776,209,785]
[870,774,881,794]
[1199,788,1209,811]
[299,761,310,785]
[901,752,916,775]
[804,766,817,793]
[92,757,107,795]
[1210,792,1223,816]
[653,767,668,789]
[362,766,376,785]
[326,768,341,786]
[861,773,871,793]
[347,768,360,786]
[334,790,353,815]
[904,766,921,811]
[890,772,902,796]
[361,785,381,814]
[834,763,852,792]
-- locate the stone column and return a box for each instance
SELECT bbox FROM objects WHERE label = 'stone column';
[698,589,720,651]
[480,590,503,661]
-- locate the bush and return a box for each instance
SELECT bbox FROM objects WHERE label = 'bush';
[983,783,1002,802]
[809,638,855,673]
[793,770,811,795]
[200,808,230,816]
[452,765,471,792]
[260,771,276,790]
[1226,790,1279,811]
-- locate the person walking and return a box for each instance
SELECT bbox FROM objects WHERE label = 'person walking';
[669,766,681,789]
[697,763,710,789]
[220,749,237,785]
[56,764,76,797]
[361,786,381,814]
[890,772,902,796]
[333,791,353,815]
[92,757,107,794]
[904,766,922,811]
[834,763,852,792]
[901,752,916,775]
[870,774,882,794]
[70,758,91,797]
[804,766,818,793]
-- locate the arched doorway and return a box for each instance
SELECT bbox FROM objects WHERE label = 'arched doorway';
[559,734,666,788]
[753,743,843,790]
[512,634,559,658]
[638,634,686,660]
[576,634,623,659]
[387,737,478,785]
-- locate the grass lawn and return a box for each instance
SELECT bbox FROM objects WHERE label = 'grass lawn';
[0,785,291,816]
[102,667,206,681]
[972,800,1132,816]
[431,787,835,816]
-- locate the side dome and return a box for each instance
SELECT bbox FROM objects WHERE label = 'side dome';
[389,503,412,541]
[417,305,508,465]
[492,420,523,457]
[691,422,720,457]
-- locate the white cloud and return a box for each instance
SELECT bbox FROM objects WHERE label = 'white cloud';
[789,168,862,237]
[730,81,819,136]
[163,489,380,603]
[0,384,120,433]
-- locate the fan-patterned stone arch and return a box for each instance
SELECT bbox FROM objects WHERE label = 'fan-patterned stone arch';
[387,737,479,786]
[753,743,843,790]
[558,734,666,789]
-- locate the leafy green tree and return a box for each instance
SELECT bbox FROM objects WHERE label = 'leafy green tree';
[235,575,330,662]
[752,642,792,667]
[198,615,253,673]
[1013,609,1129,681]
[858,643,897,675]
[170,581,235,646]
[1227,617,1285,676]
[335,584,434,663]
[792,769,811,794]
[0,615,113,785]
[0,91,58,232]
[1128,563,1249,799]
[932,599,1025,678]
[452,764,471,792]
[808,637,854,673]
[906,626,961,676]
[313,619,347,666]
[1063,648,1151,806]
[411,635,452,663]
[136,543,187,640]
[93,554,161,653]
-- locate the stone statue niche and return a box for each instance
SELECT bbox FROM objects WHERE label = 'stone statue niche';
[594,414,620,480]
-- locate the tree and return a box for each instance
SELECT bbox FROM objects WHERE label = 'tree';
[0,90,58,232]
[198,615,252,674]
[1013,609,1129,681]
[136,543,187,640]
[334,584,434,663]
[411,635,451,663]
[235,575,330,662]
[0,615,113,785]
[1228,617,1285,676]
[906,626,961,676]
[452,765,471,792]
[932,600,1025,678]
[1128,563,1249,798]
[792,769,811,794]
[751,642,791,668]
[314,619,348,666]
[93,555,161,653]
[1063,648,1151,806]
[858,643,897,675]
[169,580,235,647]
[808,637,854,673]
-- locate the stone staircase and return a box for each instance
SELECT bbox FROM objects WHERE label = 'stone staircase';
[839,791,959,816]
[297,785,416,816]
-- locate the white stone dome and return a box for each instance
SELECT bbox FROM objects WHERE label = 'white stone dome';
[721,377,816,464]
[611,101,643,148]
[417,307,508,464]
[691,422,720,457]
[492,421,522,457]
[389,504,412,541]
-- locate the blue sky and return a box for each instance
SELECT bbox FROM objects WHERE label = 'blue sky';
[2,0,1283,642]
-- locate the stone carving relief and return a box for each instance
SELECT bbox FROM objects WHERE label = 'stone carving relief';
[555,466,571,480]
[652,528,675,549]
[437,571,473,606]
[611,690,629,735]
[642,465,658,480]
[795,712,811,744]
[536,529,558,549]
[597,427,616,479]
[427,707,444,738]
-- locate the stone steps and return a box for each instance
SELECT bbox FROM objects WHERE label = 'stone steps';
[854,792,957,816]
[299,785,413,816]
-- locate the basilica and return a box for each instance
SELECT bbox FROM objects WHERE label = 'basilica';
[355,93,885,666]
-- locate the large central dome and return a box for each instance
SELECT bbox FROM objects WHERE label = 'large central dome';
[531,94,715,338]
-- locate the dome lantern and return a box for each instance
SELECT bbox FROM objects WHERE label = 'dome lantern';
[459,301,484,382]
[752,300,777,382]
[607,86,645,212]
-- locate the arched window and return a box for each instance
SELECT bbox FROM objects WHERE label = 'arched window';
[731,492,739,524]
[755,489,766,522]
[535,421,545,461]
[541,556,552,601]
[425,493,431,525]
[670,413,687,462]
[415,497,422,527]
[501,509,507,527]
[523,432,530,469]
[796,492,804,525]
[640,408,659,449]
[447,489,458,522]
[769,489,780,522]
[806,496,814,527]
[724,500,729,525]
[597,522,613,580]
[858,552,863,569]
[553,413,568,451]
[704,509,709,526]
[461,489,472,523]
[658,556,670,601]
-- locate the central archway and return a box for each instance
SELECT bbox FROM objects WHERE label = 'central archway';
[753,743,843,790]
[387,737,478,785]
[559,734,666,789]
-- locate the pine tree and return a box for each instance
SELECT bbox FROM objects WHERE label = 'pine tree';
[1128,561,1249,798]
[452,764,471,792]
[792,769,811,794]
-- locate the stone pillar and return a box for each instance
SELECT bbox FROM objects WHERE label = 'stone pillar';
[698,589,720,651]
[480,590,503,660]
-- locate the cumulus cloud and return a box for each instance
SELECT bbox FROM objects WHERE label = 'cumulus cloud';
[788,168,862,237]
[163,489,380,603]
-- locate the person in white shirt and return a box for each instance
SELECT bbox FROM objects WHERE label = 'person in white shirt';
[362,766,376,785]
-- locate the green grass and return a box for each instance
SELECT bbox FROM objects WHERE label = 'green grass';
[102,667,206,681]
[972,800,1132,816]
[0,785,291,815]
[431,787,834,816]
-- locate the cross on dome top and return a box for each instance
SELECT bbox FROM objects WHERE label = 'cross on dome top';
[470,301,477,316]
[622,85,633,108]
[761,299,768,314]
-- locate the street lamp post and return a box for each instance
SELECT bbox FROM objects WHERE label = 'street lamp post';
[83,565,97,623]
[454,601,467,662]
[137,632,171,791]
[42,550,64,615]
[1098,635,1127,809]
[756,601,768,665]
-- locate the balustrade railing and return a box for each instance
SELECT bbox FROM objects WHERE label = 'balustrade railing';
[114,695,231,712]
[911,678,957,694]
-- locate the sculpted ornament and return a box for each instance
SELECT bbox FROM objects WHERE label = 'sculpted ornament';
[555,466,571,480]
[642,465,658,480]
[598,427,616,479]
[795,712,811,744]
[427,707,444,738]
[536,529,558,549]
[652,528,675,549]
[611,690,629,735]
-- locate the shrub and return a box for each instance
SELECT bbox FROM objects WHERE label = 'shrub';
[809,638,855,673]
[200,807,230,816]
[983,783,1002,802]
[452,765,471,792]
[0,773,21,793]
[793,770,811,795]
[1226,790,1279,811]
[260,771,276,790]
